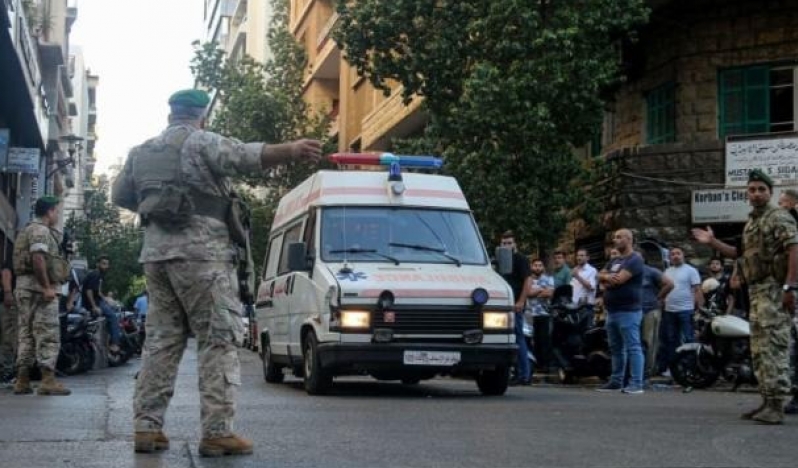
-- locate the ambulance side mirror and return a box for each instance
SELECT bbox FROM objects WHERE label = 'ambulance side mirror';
[287,242,312,272]
[495,247,513,275]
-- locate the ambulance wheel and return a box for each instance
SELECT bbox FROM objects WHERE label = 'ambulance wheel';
[303,332,332,395]
[476,367,509,396]
[262,339,284,384]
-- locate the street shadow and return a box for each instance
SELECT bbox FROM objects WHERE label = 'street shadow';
[277,378,526,401]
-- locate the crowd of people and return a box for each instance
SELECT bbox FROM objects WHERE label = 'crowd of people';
[501,171,798,424]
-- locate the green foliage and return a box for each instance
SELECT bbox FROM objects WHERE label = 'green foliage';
[335,0,649,252]
[65,184,144,305]
[190,0,335,278]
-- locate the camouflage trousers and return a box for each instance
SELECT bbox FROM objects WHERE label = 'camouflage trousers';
[1,299,19,374]
[14,289,60,371]
[749,282,792,398]
[133,260,244,439]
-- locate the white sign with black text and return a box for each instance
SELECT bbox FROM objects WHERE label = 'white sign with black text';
[726,135,798,187]
[692,187,789,224]
[6,147,41,174]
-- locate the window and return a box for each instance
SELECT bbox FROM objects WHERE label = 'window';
[645,82,676,144]
[718,65,796,139]
[277,222,304,275]
[320,207,488,265]
[262,235,283,281]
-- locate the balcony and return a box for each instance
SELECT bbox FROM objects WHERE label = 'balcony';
[361,88,425,149]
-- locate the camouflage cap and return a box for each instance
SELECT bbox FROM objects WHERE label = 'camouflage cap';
[748,169,773,190]
[168,89,210,108]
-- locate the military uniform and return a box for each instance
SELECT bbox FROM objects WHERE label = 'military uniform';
[741,203,798,405]
[13,221,64,374]
[0,285,18,381]
[115,119,261,441]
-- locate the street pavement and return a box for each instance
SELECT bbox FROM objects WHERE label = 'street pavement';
[0,343,795,468]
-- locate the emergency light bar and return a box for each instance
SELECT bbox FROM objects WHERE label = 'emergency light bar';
[329,152,443,169]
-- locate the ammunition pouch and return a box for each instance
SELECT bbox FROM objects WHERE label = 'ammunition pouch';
[47,255,70,284]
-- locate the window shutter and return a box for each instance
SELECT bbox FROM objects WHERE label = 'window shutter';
[718,66,770,139]
[744,66,770,134]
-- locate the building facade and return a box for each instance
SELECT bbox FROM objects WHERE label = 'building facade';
[203,0,276,116]
[569,0,798,262]
[61,45,98,224]
[1,0,92,258]
[290,0,425,152]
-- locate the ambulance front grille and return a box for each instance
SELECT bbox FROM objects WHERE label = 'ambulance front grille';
[371,308,481,334]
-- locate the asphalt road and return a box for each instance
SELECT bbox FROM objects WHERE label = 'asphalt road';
[0,343,795,468]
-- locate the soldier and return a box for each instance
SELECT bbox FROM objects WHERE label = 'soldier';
[112,89,321,457]
[12,196,71,396]
[692,169,798,424]
[1,246,18,387]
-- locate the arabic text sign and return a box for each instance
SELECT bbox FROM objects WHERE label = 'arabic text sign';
[691,187,788,224]
[5,147,41,174]
[726,135,798,186]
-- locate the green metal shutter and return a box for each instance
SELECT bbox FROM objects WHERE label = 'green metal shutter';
[646,82,676,144]
[718,66,770,139]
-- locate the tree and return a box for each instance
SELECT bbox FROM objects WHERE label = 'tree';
[190,0,334,278]
[65,183,144,304]
[334,0,649,252]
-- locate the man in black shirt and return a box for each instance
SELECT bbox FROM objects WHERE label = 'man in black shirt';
[82,256,121,353]
[500,231,532,385]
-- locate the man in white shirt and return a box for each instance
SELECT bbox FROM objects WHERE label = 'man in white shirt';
[658,246,703,375]
[571,249,598,313]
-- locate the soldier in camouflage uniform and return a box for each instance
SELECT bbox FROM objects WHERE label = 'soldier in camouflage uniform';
[1,253,18,386]
[12,196,71,396]
[694,169,797,424]
[112,89,321,457]
[778,188,798,414]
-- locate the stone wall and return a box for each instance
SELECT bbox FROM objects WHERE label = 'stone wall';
[564,0,798,265]
[606,0,798,151]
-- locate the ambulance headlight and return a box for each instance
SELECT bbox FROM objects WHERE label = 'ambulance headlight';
[483,312,512,330]
[340,310,370,329]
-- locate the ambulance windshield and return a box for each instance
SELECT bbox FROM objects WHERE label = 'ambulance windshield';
[320,207,487,265]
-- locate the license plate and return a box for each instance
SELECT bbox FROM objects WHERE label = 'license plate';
[403,351,461,366]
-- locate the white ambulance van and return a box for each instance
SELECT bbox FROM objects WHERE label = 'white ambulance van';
[255,153,517,395]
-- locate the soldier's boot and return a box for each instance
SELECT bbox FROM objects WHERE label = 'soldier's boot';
[752,398,785,425]
[784,395,798,415]
[134,431,170,453]
[740,395,767,420]
[37,369,71,396]
[13,367,32,395]
[198,434,254,457]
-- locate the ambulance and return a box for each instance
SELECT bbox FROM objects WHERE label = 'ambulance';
[255,153,517,395]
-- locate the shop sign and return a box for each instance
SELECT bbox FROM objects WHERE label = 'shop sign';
[726,134,798,187]
[692,187,789,224]
[4,147,40,173]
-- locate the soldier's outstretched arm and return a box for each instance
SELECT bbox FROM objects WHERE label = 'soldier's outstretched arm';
[200,133,322,178]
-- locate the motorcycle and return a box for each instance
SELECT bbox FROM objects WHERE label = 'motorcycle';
[548,285,611,384]
[57,308,100,375]
[106,309,139,367]
[669,305,756,390]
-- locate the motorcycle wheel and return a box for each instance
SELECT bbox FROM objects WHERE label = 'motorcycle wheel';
[669,349,720,389]
[57,343,83,376]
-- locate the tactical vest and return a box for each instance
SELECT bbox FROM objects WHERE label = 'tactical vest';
[131,127,229,229]
[741,205,789,284]
[13,222,70,284]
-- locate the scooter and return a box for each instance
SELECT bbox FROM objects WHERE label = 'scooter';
[669,305,756,390]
